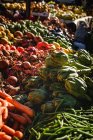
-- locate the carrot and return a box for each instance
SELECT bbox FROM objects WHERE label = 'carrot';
[0,107,8,120]
[3,107,8,120]
[0,115,4,129]
[2,134,12,140]
[12,121,19,130]
[0,107,5,115]
[0,132,5,136]
[7,102,15,111]
[1,125,15,136]
[0,102,2,106]
[0,90,11,99]
[0,98,8,107]
[19,124,24,132]
[9,112,27,125]
[22,113,32,124]
[6,97,35,117]
[14,131,23,139]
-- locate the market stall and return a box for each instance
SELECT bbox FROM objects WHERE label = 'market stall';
[0,1,93,140]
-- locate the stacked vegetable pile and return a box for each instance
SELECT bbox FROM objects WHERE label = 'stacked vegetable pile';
[0,17,93,140]
[27,49,93,140]
[0,90,34,140]
[3,2,87,20]
[29,108,93,140]
[3,3,26,11]
[27,49,93,113]
[0,20,72,48]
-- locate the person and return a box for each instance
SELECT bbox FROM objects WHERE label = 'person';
[73,21,88,50]
[85,18,93,53]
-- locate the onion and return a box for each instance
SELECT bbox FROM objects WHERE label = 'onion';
[30,55,37,61]
[0,60,9,69]
[7,76,18,86]
[22,61,31,69]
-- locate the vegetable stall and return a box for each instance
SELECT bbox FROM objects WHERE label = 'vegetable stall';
[0,1,93,140]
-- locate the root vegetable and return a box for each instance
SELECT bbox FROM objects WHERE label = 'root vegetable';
[22,61,31,69]
[12,121,19,130]
[1,134,12,140]
[0,90,12,99]
[22,113,32,124]
[3,107,8,120]
[9,112,27,125]
[0,115,3,128]
[7,102,15,111]
[2,125,15,136]
[0,98,8,107]
[14,131,23,139]
[0,60,9,69]
[7,76,18,86]
[6,97,35,117]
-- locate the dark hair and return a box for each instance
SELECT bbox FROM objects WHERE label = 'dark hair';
[66,22,76,33]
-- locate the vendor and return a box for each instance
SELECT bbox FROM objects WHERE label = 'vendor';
[73,21,88,50]
[85,18,93,53]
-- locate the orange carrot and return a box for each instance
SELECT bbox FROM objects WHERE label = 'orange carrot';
[19,124,24,132]
[0,102,2,106]
[7,102,15,110]
[2,134,12,140]
[12,121,19,130]
[0,98,8,107]
[6,97,35,117]
[0,115,4,129]
[9,112,27,125]
[1,125,15,136]
[3,107,8,120]
[0,107,5,115]
[14,131,23,139]
[0,90,11,99]
[0,132,5,136]
[0,107,8,120]
[22,113,32,124]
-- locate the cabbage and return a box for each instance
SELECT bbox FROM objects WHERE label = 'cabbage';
[65,77,91,101]
[28,88,48,104]
[57,66,78,81]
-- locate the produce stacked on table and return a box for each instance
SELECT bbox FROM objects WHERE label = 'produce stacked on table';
[0,90,34,140]
[0,17,93,140]
[29,108,93,140]
[0,20,72,48]
[3,2,87,20]
[27,49,93,113]
[3,3,26,11]
[0,16,11,24]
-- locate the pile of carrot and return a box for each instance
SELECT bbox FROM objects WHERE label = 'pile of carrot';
[0,90,35,140]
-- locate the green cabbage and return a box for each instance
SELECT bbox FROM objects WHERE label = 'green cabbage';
[65,77,91,101]
[77,49,92,66]
[57,66,78,81]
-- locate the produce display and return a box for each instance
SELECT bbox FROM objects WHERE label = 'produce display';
[29,108,93,140]
[0,1,93,140]
[3,3,26,10]
[3,2,87,20]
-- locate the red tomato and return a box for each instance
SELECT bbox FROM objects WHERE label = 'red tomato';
[17,47,25,53]
[1,45,6,50]
[5,44,10,50]
[10,45,16,50]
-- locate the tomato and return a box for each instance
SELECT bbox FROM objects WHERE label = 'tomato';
[10,45,16,50]
[17,47,25,53]
[5,44,10,50]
